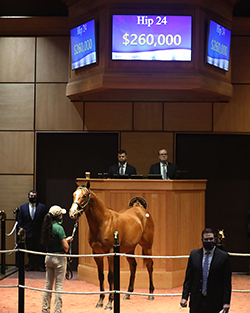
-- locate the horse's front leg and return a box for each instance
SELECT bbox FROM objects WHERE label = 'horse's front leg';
[105,255,114,310]
[124,251,137,300]
[94,256,105,308]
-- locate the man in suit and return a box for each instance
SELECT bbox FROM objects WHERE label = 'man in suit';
[108,149,137,178]
[180,228,232,313]
[149,149,178,179]
[17,190,47,271]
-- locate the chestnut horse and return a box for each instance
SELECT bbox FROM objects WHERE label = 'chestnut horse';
[69,182,154,310]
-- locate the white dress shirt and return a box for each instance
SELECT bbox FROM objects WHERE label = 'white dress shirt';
[119,162,127,175]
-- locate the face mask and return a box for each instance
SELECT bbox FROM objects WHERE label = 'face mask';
[203,241,215,251]
[29,197,37,204]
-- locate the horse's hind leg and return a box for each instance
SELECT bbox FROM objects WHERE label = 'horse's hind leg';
[143,248,155,300]
[94,256,105,308]
[124,251,137,300]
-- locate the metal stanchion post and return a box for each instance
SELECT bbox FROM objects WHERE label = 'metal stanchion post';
[113,231,120,313]
[18,229,26,313]
[0,210,6,275]
[14,207,20,267]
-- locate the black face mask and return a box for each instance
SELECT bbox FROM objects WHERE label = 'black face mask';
[29,197,37,204]
[203,241,215,251]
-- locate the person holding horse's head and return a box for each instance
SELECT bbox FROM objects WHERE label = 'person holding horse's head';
[108,149,137,178]
[148,149,178,179]
[41,205,73,313]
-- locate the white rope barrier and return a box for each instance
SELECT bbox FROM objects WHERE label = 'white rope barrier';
[0,284,248,295]
[1,249,250,296]
[0,249,18,254]
[228,252,250,257]
[1,248,250,258]
[5,221,18,236]
[19,285,113,295]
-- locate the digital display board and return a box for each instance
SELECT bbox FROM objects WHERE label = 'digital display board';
[70,19,96,70]
[112,15,192,61]
[206,20,231,71]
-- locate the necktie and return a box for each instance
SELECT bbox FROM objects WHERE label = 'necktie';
[163,164,167,180]
[120,165,124,175]
[202,252,210,294]
[31,205,35,220]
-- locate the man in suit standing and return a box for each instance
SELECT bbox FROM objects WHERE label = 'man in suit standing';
[108,150,137,178]
[149,149,178,179]
[180,228,232,313]
[17,190,47,271]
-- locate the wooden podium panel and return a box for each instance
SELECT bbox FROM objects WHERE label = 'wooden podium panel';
[75,178,206,289]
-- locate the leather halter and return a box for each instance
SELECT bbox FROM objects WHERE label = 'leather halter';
[73,186,91,216]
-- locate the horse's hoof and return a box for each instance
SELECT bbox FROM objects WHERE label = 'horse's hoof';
[104,302,112,310]
[123,294,130,300]
[148,295,154,301]
[95,302,103,308]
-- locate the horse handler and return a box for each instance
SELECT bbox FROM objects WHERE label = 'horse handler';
[41,205,73,313]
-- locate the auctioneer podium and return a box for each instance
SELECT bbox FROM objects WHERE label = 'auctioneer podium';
[75,178,206,289]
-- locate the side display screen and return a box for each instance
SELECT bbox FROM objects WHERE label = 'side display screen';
[206,20,231,71]
[70,19,96,70]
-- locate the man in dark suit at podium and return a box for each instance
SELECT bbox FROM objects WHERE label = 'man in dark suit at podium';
[17,190,47,271]
[108,150,137,178]
[149,149,178,179]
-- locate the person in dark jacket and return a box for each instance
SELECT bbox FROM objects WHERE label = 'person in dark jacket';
[108,149,137,178]
[149,149,177,179]
[180,228,231,313]
[17,190,47,271]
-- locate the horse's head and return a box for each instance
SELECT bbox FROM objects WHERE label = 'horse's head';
[69,182,91,219]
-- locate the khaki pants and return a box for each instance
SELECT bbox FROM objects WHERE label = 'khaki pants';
[41,254,67,313]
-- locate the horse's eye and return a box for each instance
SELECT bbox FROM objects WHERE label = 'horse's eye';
[83,195,86,198]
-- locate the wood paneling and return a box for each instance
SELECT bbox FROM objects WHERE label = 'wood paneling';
[0,84,34,130]
[0,17,69,36]
[134,102,163,131]
[76,178,206,288]
[0,175,33,214]
[36,37,69,83]
[85,102,133,131]
[232,17,250,36]
[0,132,34,174]
[213,85,250,132]
[0,37,35,82]
[164,102,212,132]
[231,36,250,83]
[121,132,174,177]
[36,84,83,131]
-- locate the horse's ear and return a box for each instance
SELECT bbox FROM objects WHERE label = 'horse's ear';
[86,181,90,189]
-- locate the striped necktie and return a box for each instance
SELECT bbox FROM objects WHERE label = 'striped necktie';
[202,252,210,294]
[31,205,35,220]
[163,164,167,180]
